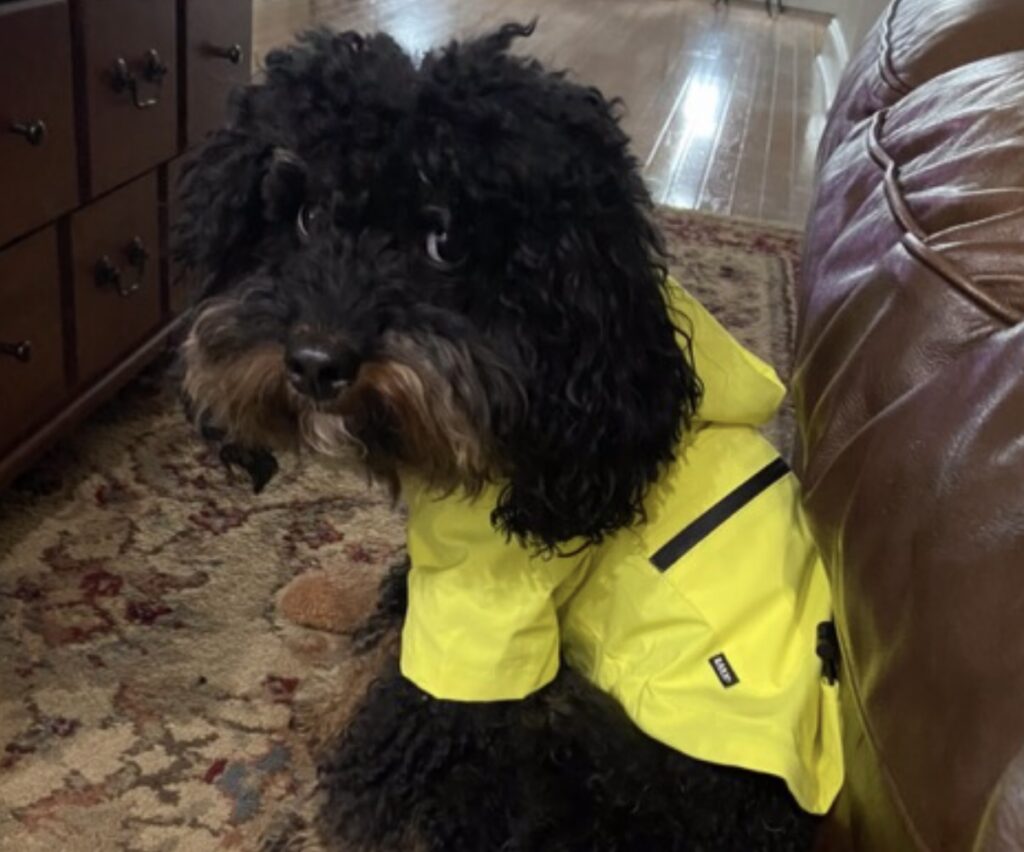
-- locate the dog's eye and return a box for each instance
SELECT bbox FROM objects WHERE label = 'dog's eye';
[426,228,459,269]
[296,205,317,244]
[422,207,464,270]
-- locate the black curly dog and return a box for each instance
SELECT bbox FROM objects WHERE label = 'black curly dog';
[174,23,818,851]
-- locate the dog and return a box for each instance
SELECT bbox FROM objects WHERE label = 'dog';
[174,23,843,851]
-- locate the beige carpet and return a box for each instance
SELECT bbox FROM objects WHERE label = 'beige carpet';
[0,208,801,852]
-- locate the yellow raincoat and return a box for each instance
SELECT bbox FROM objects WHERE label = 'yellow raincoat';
[400,281,843,815]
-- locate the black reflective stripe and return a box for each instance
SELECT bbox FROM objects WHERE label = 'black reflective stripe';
[650,458,791,572]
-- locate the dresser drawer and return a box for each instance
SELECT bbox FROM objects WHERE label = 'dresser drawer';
[77,0,178,197]
[0,228,67,453]
[165,155,201,315]
[0,0,78,248]
[183,0,252,145]
[71,174,162,384]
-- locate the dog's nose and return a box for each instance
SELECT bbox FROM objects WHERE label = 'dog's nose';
[285,341,358,401]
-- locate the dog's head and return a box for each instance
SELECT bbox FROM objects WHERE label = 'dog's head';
[176,23,702,550]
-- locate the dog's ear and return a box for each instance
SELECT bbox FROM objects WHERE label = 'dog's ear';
[173,131,309,292]
[174,28,415,293]
[477,76,704,551]
[173,128,274,290]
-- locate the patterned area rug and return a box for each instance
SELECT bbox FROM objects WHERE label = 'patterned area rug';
[0,208,800,852]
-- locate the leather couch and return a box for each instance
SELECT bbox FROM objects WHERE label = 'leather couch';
[817,0,1024,166]
[796,0,1024,849]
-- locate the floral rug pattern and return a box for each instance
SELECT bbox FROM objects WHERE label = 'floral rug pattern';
[0,209,800,851]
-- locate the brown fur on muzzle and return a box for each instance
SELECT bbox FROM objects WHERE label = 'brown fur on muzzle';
[182,302,299,450]
[183,305,495,495]
[338,357,491,493]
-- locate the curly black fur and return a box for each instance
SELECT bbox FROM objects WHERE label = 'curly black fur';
[175,23,701,551]
[175,23,819,852]
[411,23,703,548]
[349,558,410,654]
[321,663,815,852]
[327,560,817,852]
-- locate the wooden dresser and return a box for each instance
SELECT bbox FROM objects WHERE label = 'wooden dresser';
[0,0,252,486]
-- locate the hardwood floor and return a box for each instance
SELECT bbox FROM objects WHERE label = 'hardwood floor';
[252,0,830,228]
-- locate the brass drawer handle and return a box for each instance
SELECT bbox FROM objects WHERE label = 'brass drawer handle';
[206,43,244,65]
[9,120,47,146]
[111,49,168,110]
[95,236,148,297]
[0,340,32,363]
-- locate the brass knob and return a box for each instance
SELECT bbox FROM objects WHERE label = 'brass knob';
[126,236,149,270]
[95,255,123,289]
[111,49,167,109]
[0,340,32,362]
[9,120,47,146]
[208,43,244,65]
[95,237,147,297]
[143,48,168,83]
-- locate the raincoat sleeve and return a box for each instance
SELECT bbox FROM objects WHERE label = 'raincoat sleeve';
[400,480,580,702]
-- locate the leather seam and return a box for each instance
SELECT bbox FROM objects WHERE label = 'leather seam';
[877,0,914,96]
[866,110,1023,326]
